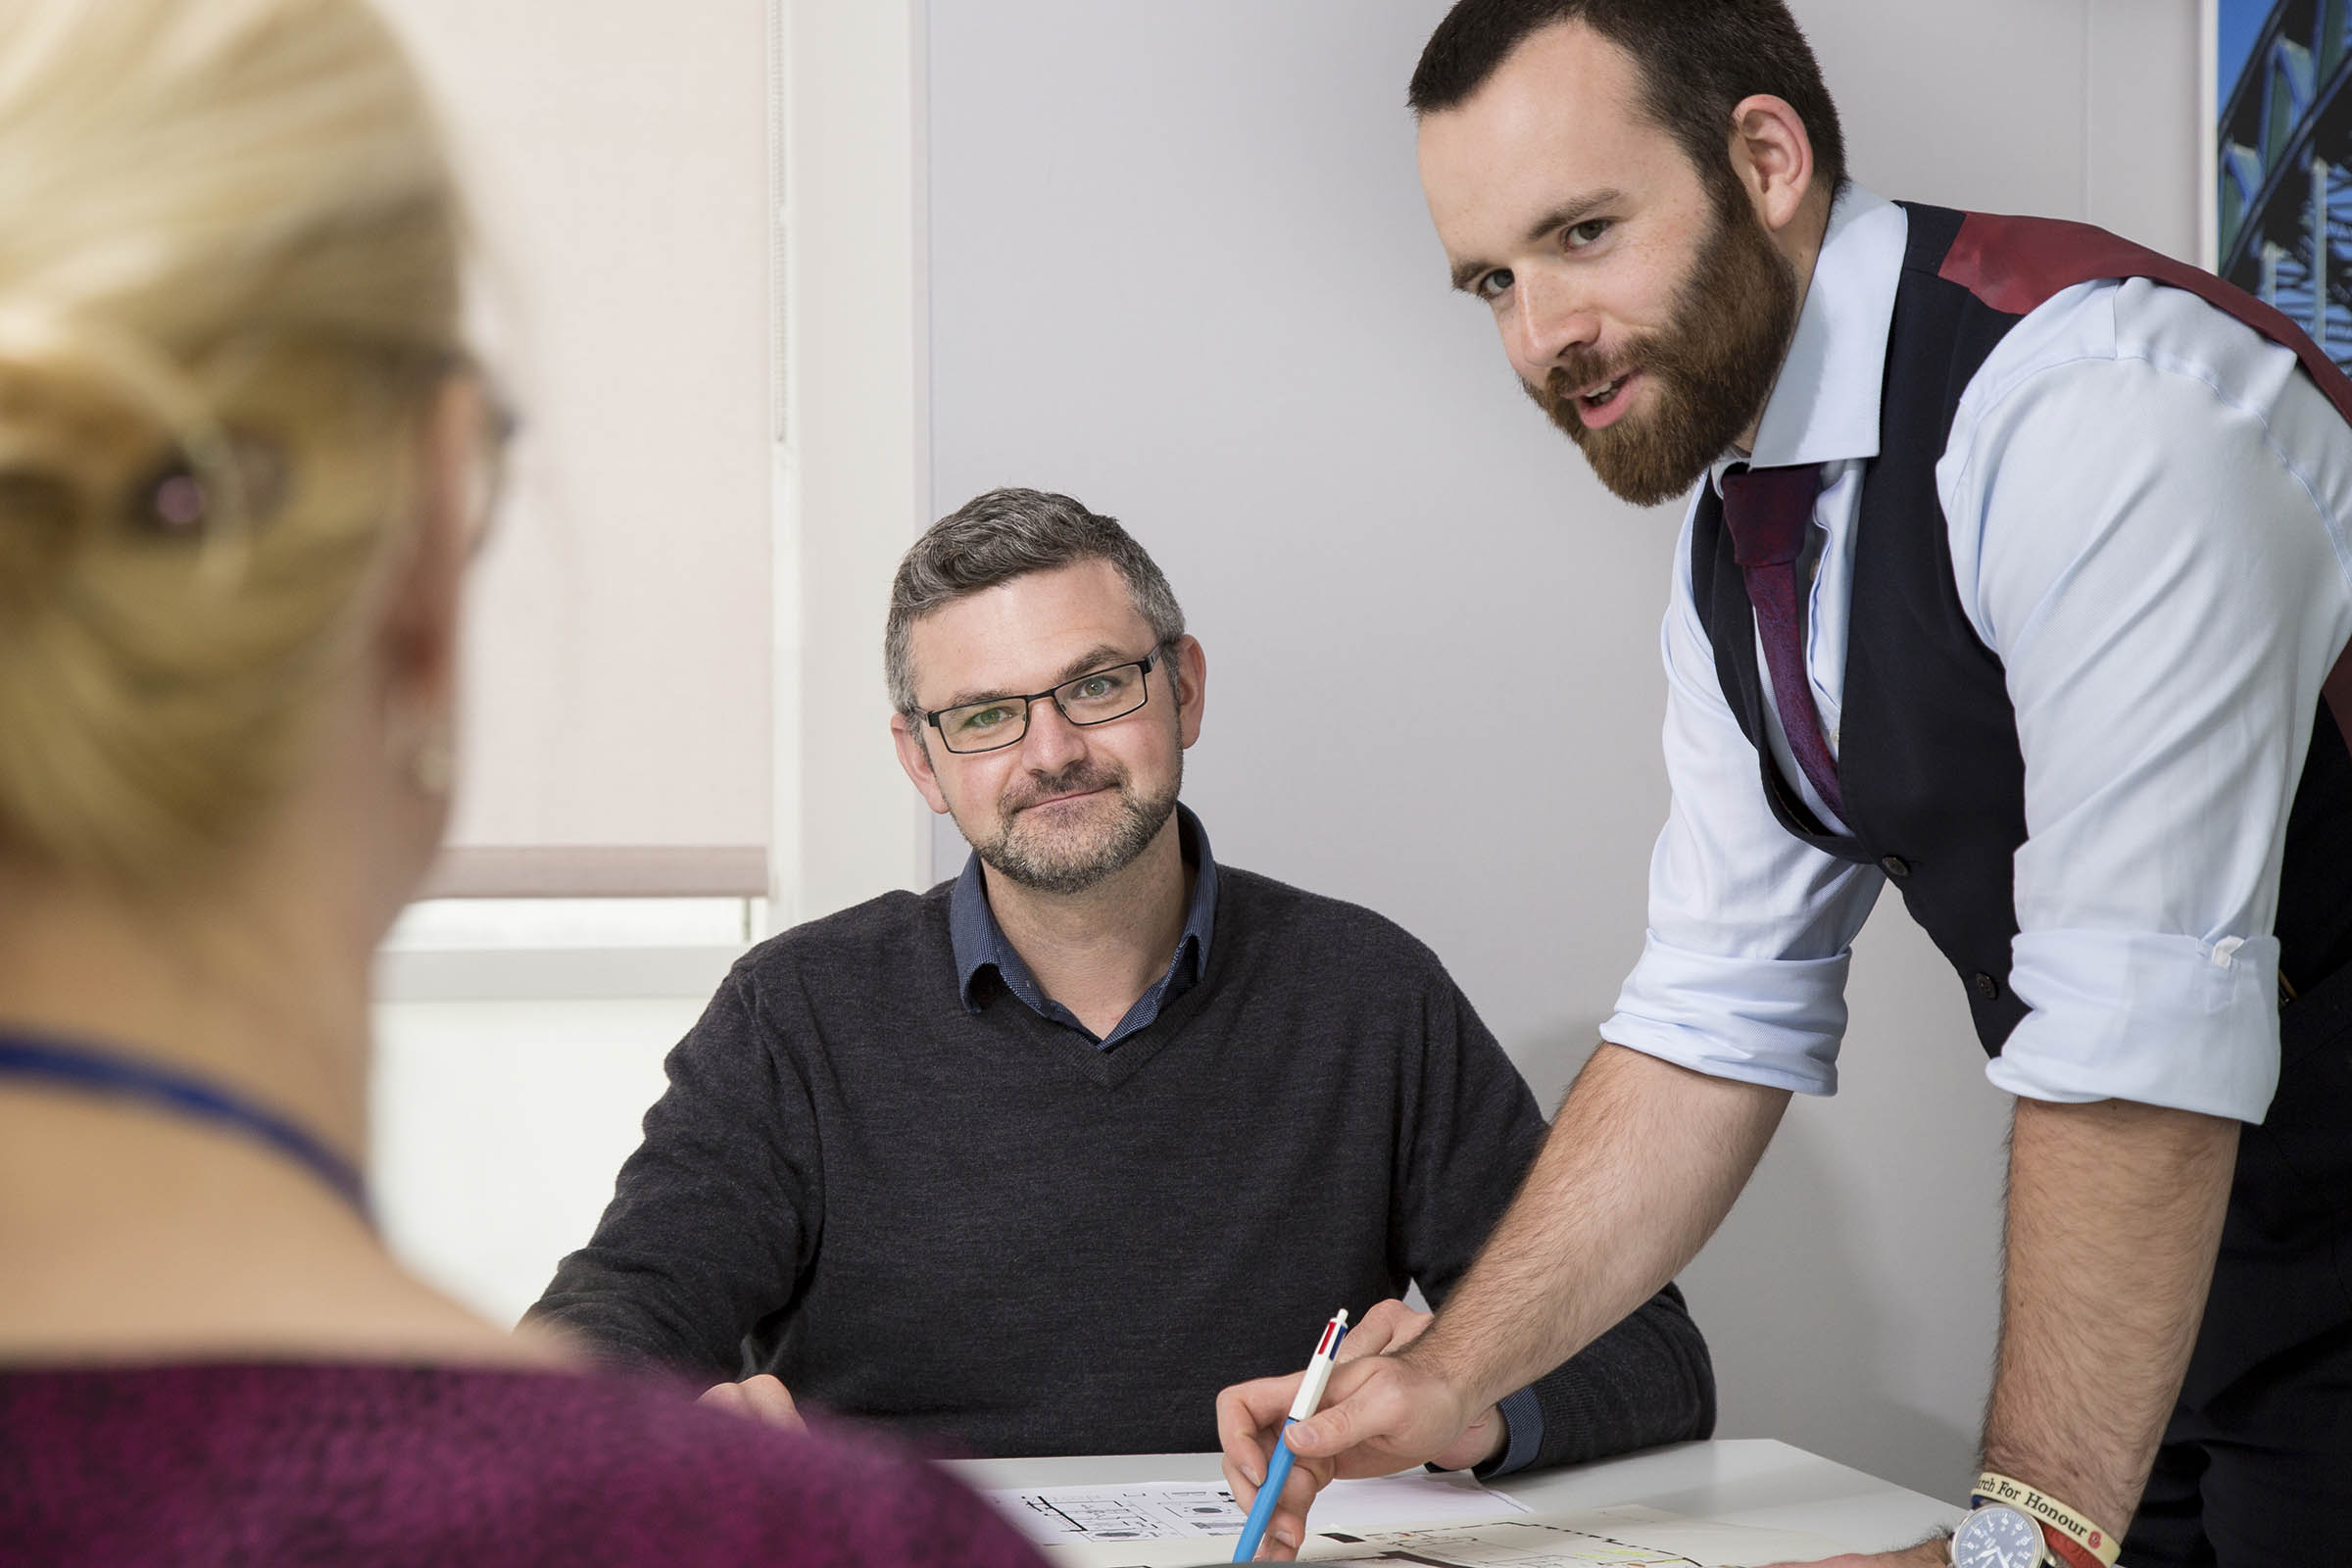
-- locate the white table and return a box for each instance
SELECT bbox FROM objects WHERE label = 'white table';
[949,1439,1962,1558]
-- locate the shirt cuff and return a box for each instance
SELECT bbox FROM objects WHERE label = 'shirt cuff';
[1471,1387,1544,1478]
[1989,928,2282,1122]
[1602,931,1852,1096]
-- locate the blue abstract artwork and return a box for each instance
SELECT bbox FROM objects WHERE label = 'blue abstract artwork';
[2216,1,2352,368]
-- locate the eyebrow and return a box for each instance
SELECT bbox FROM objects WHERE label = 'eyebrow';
[1447,187,1626,292]
[937,643,1137,712]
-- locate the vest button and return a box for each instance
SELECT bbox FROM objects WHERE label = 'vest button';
[1973,972,2001,1001]
[1880,855,1911,879]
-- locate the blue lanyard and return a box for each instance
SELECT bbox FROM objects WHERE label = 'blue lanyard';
[0,1033,369,1221]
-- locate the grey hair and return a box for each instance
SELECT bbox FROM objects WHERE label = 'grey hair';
[885,487,1187,720]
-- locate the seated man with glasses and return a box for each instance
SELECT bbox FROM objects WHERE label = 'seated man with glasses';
[528,487,1713,1487]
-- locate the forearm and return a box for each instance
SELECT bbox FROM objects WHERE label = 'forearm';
[1515,1280,1716,1470]
[1405,1043,1788,1411]
[1983,1095,2238,1537]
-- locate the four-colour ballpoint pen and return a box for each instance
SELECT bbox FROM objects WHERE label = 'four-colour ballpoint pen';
[1230,1307,1349,1563]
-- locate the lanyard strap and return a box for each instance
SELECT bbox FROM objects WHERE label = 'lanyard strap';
[0,1034,368,1221]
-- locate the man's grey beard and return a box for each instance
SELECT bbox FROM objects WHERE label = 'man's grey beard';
[966,755,1183,896]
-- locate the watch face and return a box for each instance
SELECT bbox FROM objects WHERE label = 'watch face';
[1952,1505,2042,1568]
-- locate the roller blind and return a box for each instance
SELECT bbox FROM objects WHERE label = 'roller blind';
[377,0,773,899]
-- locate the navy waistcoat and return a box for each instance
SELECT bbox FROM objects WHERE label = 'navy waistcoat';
[1692,206,2352,1403]
[1691,202,2352,1058]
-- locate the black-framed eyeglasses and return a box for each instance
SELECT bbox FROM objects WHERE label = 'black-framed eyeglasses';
[924,650,1163,754]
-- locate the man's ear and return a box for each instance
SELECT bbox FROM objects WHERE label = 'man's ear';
[1171,634,1207,749]
[892,711,953,814]
[1727,92,1815,235]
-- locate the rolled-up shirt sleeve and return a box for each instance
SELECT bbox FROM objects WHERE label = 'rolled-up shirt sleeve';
[1993,930,2283,1115]
[1604,509,1886,1097]
[1945,287,2352,1122]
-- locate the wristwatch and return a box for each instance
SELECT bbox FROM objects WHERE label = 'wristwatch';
[1964,1473,2120,1568]
[1950,1502,2050,1568]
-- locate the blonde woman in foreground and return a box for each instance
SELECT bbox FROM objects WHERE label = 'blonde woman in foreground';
[0,3,1043,1562]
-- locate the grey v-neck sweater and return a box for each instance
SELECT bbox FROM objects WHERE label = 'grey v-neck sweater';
[530,866,1713,1469]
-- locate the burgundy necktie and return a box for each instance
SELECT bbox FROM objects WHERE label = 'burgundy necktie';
[1719,464,1844,820]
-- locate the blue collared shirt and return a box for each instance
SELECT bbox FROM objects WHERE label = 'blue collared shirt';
[951,804,1219,1049]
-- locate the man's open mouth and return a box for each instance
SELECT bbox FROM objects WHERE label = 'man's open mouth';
[1579,373,1631,410]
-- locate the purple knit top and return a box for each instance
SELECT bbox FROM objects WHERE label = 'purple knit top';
[0,1361,1049,1566]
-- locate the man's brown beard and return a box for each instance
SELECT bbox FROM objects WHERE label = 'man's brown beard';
[1527,181,1802,508]
[967,756,1182,896]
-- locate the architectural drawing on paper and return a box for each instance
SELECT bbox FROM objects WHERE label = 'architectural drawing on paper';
[1000,1483,1246,1544]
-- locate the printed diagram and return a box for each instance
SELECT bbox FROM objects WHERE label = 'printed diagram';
[1001,1484,1246,1543]
[1317,1523,1702,1560]
[1312,1517,1712,1565]
[989,1471,1533,1557]
[989,1490,1848,1566]
[1297,1504,1852,1567]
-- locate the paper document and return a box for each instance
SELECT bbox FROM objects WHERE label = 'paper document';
[993,1481,1239,1544]
[1297,1503,1856,1565]
[1005,1498,1853,1568]
[988,1471,1528,1547]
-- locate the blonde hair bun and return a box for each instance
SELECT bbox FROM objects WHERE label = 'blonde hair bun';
[0,0,468,881]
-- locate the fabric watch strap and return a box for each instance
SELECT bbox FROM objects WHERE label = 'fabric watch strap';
[1717,463,1844,818]
[1972,1474,2122,1567]
[2033,1524,2104,1568]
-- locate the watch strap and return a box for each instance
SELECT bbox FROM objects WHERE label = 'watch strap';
[2031,1521,2104,1568]
[1971,1474,2122,1567]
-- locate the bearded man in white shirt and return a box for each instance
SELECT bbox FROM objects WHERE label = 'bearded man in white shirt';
[1218,5,2352,1567]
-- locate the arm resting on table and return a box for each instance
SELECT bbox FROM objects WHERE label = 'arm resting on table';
[525,968,817,1383]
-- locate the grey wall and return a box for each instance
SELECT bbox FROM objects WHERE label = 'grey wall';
[924,0,2201,1499]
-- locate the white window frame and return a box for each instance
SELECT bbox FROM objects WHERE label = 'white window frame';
[768,0,938,936]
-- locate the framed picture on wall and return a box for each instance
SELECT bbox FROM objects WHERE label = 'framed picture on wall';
[2211,0,2352,370]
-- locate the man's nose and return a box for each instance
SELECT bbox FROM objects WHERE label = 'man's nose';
[1016,696,1088,770]
[1507,272,1600,377]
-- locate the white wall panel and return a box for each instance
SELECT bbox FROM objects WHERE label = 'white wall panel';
[924,0,2204,1495]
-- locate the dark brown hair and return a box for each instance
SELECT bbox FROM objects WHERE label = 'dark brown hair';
[1408,0,1846,200]
[884,488,1186,720]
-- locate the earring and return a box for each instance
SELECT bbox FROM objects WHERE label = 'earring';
[411,724,454,799]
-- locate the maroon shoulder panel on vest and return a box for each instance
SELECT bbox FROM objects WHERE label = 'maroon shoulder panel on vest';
[1938,210,2352,745]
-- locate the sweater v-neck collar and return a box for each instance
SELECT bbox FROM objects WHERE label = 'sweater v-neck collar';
[1054,929,1230,1089]
[963,888,1237,1092]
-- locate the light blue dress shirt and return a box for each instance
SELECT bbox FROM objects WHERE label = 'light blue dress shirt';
[1604,185,2352,1124]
